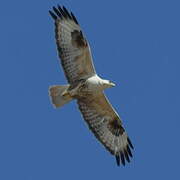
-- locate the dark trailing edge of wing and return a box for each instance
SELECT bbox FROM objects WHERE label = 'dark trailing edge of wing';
[49,5,79,25]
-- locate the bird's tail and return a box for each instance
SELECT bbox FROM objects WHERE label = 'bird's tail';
[49,85,73,108]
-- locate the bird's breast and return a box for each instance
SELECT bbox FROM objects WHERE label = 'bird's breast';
[84,75,103,92]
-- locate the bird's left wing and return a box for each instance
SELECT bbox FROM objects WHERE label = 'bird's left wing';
[77,93,134,166]
[49,6,96,84]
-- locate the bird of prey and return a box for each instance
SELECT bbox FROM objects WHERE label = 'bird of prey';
[48,5,134,166]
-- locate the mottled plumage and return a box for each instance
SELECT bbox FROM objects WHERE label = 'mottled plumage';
[49,5,134,166]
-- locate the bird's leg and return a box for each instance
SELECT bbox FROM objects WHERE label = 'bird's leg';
[61,90,70,97]
[68,80,87,97]
[68,82,83,97]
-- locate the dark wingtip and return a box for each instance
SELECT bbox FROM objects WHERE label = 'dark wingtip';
[62,6,72,19]
[115,155,120,166]
[127,137,134,149]
[57,5,67,18]
[52,6,62,19]
[71,12,79,24]
[57,4,62,10]
[124,150,130,163]
[49,10,57,20]
[120,152,125,166]
[49,5,79,24]
[127,145,133,157]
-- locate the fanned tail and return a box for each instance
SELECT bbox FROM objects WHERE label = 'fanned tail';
[49,85,72,108]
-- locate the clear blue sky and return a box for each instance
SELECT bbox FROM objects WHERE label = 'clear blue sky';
[0,0,179,179]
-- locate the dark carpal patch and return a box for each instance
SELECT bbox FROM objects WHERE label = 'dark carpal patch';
[71,30,87,47]
[107,117,125,136]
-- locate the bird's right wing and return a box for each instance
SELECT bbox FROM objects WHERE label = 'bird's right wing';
[49,6,96,84]
[77,92,134,166]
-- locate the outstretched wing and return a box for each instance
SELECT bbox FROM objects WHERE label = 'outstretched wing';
[49,6,96,84]
[77,93,134,166]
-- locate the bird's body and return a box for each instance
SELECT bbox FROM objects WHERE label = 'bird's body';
[75,75,114,94]
[48,6,134,166]
[57,75,114,101]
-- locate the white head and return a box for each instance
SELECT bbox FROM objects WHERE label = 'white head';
[102,79,116,89]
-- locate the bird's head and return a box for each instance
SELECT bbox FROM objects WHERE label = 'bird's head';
[102,80,116,89]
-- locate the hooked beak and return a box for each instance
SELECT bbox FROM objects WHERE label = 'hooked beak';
[110,82,116,87]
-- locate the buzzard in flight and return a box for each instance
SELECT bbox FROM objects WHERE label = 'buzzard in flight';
[49,5,134,166]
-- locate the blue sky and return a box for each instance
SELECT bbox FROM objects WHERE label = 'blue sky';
[0,0,179,179]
